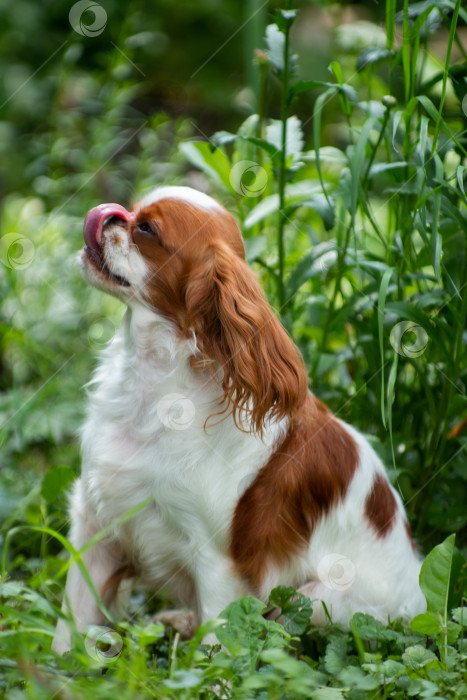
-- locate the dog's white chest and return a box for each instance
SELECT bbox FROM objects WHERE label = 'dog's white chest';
[77,310,284,583]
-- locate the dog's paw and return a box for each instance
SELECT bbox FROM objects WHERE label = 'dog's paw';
[152,609,198,639]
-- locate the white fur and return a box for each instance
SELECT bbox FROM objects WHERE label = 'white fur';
[53,306,284,651]
[137,185,223,213]
[53,186,425,652]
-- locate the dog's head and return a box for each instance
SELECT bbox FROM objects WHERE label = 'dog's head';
[81,185,308,431]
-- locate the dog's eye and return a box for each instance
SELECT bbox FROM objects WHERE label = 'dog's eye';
[137,221,160,236]
[138,222,153,233]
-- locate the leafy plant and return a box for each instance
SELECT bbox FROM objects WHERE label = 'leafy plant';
[181,1,467,551]
[1,547,466,698]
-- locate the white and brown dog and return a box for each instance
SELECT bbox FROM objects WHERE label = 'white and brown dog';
[53,186,425,652]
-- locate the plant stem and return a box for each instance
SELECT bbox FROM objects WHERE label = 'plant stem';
[320,221,352,351]
[277,14,292,312]
[362,108,390,189]
[431,0,461,155]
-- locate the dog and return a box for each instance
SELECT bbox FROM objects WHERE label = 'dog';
[53,186,425,652]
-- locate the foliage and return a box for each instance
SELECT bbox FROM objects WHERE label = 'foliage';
[1,0,466,697]
[182,2,467,551]
[0,536,466,698]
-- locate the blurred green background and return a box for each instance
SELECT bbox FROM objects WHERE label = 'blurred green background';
[0,0,392,202]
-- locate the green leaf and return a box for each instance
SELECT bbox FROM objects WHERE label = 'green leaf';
[268,585,313,635]
[0,581,56,617]
[451,606,466,624]
[289,79,334,103]
[362,659,406,677]
[420,533,456,617]
[237,113,260,138]
[349,613,398,642]
[41,465,76,503]
[386,353,398,466]
[416,95,465,153]
[380,659,407,678]
[349,117,376,226]
[268,585,296,609]
[337,665,380,691]
[244,235,267,262]
[456,165,466,198]
[216,596,288,673]
[357,48,393,72]
[431,153,443,280]
[274,9,298,32]
[384,181,421,196]
[216,596,266,643]
[341,84,359,104]
[303,146,347,166]
[391,110,404,152]
[285,251,319,299]
[378,268,394,428]
[244,194,280,229]
[308,194,335,230]
[446,620,462,643]
[385,302,443,355]
[288,194,335,230]
[450,61,467,106]
[402,644,439,669]
[324,634,349,674]
[402,1,411,104]
[179,141,232,191]
[244,180,323,229]
[329,61,343,85]
[396,1,443,21]
[312,689,345,700]
[386,0,397,50]
[410,612,443,636]
[137,623,165,645]
[211,130,237,147]
[243,136,281,162]
[164,670,203,690]
[312,86,340,205]
[368,161,407,177]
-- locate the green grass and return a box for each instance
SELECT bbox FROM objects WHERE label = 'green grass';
[1,2,466,698]
[0,537,465,698]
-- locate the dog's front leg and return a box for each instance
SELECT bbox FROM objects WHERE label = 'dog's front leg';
[52,480,125,654]
[193,551,245,642]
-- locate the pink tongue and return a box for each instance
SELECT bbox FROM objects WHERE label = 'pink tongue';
[83,203,134,253]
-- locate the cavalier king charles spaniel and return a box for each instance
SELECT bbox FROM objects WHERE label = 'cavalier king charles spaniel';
[53,186,425,652]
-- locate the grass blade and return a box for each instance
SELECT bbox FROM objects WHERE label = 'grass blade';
[386,0,396,51]
[313,86,339,206]
[378,268,394,428]
[431,154,443,280]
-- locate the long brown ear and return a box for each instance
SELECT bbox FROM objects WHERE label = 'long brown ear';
[185,242,309,434]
